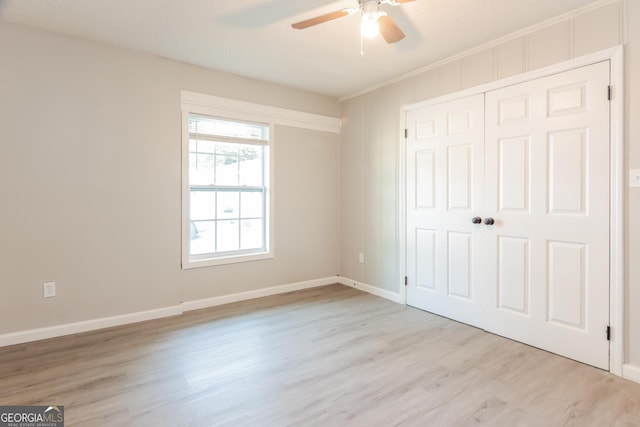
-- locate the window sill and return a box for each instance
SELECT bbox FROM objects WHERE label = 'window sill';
[182,251,273,269]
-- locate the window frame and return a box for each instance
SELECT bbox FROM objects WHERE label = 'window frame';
[181,104,275,269]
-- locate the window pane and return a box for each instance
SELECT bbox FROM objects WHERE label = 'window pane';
[190,220,215,255]
[217,220,239,252]
[190,191,215,221]
[216,142,239,156]
[239,145,260,159]
[189,139,216,154]
[215,156,239,186]
[190,153,215,185]
[240,192,263,218]
[241,219,263,250]
[239,156,263,187]
[217,192,239,219]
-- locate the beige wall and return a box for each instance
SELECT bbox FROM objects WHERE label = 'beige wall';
[0,22,340,334]
[340,1,640,366]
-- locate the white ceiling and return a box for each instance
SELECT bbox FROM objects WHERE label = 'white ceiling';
[0,0,603,98]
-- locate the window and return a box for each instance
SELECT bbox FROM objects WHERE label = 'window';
[183,113,271,267]
[181,90,340,269]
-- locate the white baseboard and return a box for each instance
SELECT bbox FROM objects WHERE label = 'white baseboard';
[0,276,402,348]
[622,364,640,384]
[0,305,183,348]
[336,276,404,304]
[181,277,339,312]
[0,277,340,348]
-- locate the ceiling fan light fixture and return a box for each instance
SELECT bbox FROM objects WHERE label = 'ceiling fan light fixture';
[361,0,384,39]
[361,14,381,38]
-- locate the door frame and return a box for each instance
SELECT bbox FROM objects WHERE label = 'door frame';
[397,46,624,376]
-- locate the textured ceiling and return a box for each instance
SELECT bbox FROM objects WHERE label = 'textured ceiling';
[0,0,603,98]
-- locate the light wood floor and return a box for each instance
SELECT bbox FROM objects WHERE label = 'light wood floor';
[2,284,640,426]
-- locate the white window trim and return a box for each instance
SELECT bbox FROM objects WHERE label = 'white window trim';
[181,112,274,269]
[181,92,341,269]
[181,91,341,135]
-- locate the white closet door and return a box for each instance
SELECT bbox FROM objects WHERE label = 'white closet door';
[406,94,486,328]
[483,61,610,369]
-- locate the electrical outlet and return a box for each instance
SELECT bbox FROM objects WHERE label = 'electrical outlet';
[43,281,56,298]
[358,252,365,264]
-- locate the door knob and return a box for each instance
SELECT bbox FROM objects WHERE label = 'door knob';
[472,216,482,224]
[484,217,495,225]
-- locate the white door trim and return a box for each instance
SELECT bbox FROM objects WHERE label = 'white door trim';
[398,45,624,376]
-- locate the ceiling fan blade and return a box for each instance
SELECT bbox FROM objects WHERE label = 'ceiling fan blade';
[378,15,405,43]
[291,9,351,29]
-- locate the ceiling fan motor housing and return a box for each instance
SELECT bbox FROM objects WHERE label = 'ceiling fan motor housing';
[362,0,383,25]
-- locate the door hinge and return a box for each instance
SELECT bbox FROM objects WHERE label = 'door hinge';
[404,128,408,138]
[404,276,408,286]
[608,86,612,101]
[607,326,611,341]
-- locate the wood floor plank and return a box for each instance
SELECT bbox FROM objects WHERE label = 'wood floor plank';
[1,284,640,426]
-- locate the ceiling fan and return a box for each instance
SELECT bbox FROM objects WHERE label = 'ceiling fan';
[291,0,416,44]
